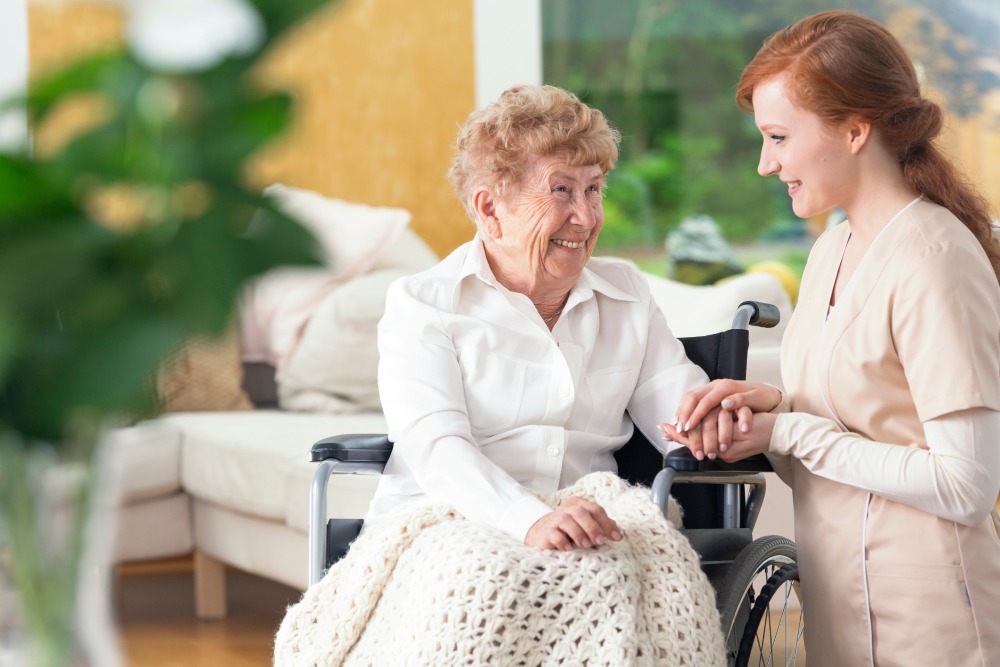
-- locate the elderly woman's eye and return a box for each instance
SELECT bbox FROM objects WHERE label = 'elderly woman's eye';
[552,185,568,193]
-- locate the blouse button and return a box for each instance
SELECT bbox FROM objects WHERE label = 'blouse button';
[547,445,560,458]
[558,386,570,398]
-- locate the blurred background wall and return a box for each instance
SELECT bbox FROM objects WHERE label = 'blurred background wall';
[25,0,483,258]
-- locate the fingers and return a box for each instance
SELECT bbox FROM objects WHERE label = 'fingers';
[717,407,733,454]
[700,408,720,459]
[526,499,622,551]
[674,380,779,435]
[674,379,741,432]
[562,497,622,547]
[672,381,724,432]
[735,406,753,439]
[664,408,735,461]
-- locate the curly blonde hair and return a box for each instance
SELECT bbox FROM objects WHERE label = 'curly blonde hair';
[448,85,620,223]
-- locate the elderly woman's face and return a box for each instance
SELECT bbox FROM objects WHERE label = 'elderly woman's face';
[489,154,605,289]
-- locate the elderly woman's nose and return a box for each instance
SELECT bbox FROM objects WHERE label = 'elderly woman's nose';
[570,195,600,228]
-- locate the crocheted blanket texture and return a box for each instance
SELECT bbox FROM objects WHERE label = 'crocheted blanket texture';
[274,472,725,666]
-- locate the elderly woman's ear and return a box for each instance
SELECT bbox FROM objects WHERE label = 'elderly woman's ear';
[472,189,502,239]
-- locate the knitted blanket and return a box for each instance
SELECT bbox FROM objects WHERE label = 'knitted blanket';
[274,472,725,666]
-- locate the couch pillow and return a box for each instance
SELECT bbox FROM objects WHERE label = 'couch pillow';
[156,324,254,413]
[375,225,440,273]
[239,184,411,374]
[277,269,409,413]
[644,271,792,346]
[261,183,412,279]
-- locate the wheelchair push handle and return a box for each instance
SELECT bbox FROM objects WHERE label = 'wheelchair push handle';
[732,300,781,330]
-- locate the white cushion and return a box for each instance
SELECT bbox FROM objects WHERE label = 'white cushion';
[239,184,412,373]
[276,227,439,413]
[644,271,792,347]
[277,269,407,413]
[168,410,387,523]
[102,421,183,504]
[376,226,440,273]
[260,183,411,279]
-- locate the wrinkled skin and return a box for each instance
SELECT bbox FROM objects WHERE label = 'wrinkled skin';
[475,154,605,319]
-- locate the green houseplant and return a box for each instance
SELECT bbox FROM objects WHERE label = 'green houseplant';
[0,1,334,664]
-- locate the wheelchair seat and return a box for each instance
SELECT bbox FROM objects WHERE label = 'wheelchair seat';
[307,300,803,667]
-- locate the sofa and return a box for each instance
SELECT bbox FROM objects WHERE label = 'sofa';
[106,190,795,618]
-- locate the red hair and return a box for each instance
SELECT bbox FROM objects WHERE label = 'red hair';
[737,11,1000,283]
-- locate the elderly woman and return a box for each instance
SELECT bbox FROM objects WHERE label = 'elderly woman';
[366,84,711,548]
[275,85,725,666]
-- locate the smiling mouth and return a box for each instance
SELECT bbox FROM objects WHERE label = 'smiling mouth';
[551,239,586,249]
[784,180,802,194]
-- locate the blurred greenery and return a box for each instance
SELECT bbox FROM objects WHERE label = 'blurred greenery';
[544,0,1000,252]
[0,1,333,664]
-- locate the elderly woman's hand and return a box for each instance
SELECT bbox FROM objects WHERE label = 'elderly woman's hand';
[664,379,782,455]
[662,411,777,463]
[525,496,623,551]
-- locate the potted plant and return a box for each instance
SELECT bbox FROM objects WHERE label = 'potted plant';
[0,1,333,664]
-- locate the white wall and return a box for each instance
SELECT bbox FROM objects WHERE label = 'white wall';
[473,0,541,108]
[0,0,29,151]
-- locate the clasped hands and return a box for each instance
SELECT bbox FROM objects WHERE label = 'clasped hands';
[659,379,782,462]
[523,380,781,551]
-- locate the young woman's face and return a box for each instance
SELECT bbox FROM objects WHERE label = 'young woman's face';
[752,76,857,220]
[491,155,605,289]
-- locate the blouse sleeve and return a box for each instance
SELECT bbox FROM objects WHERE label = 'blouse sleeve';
[626,283,710,451]
[770,407,1000,526]
[377,279,552,542]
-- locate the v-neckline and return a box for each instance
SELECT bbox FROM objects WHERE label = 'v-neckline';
[825,195,922,321]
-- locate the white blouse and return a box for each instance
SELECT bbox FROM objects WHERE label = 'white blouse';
[366,237,708,542]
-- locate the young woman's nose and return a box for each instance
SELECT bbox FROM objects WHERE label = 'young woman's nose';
[758,147,779,177]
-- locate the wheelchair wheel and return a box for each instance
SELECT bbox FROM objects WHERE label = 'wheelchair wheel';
[715,535,799,666]
[737,563,802,666]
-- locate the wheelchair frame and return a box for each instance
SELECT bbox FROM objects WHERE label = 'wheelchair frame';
[307,300,803,667]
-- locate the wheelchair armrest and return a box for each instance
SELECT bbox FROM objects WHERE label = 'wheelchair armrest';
[310,434,394,463]
[663,447,774,473]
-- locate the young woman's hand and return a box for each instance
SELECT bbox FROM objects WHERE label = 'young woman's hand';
[662,411,777,463]
[668,380,782,441]
[524,496,623,551]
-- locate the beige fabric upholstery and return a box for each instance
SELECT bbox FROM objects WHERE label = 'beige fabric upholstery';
[115,493,193,562]
[165,411,387,522]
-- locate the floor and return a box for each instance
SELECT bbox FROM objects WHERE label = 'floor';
[114,557,810,666]
[115,559,301,667]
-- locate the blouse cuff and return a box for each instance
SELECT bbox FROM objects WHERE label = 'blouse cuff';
[498,495,555,544]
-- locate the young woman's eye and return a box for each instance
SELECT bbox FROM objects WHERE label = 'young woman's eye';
[770,134,785,144]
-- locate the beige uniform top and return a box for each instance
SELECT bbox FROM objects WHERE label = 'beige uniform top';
[771,200,1000,667]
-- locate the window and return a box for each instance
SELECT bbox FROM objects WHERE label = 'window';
[542,1,1000,286]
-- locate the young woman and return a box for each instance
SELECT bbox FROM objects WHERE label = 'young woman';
[664,11,1000,667]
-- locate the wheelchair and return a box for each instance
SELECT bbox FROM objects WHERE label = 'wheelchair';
[307,301,804,667]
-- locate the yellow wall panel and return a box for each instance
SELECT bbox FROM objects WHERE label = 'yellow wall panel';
[250,0,477,256]
[28,0,477,258]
